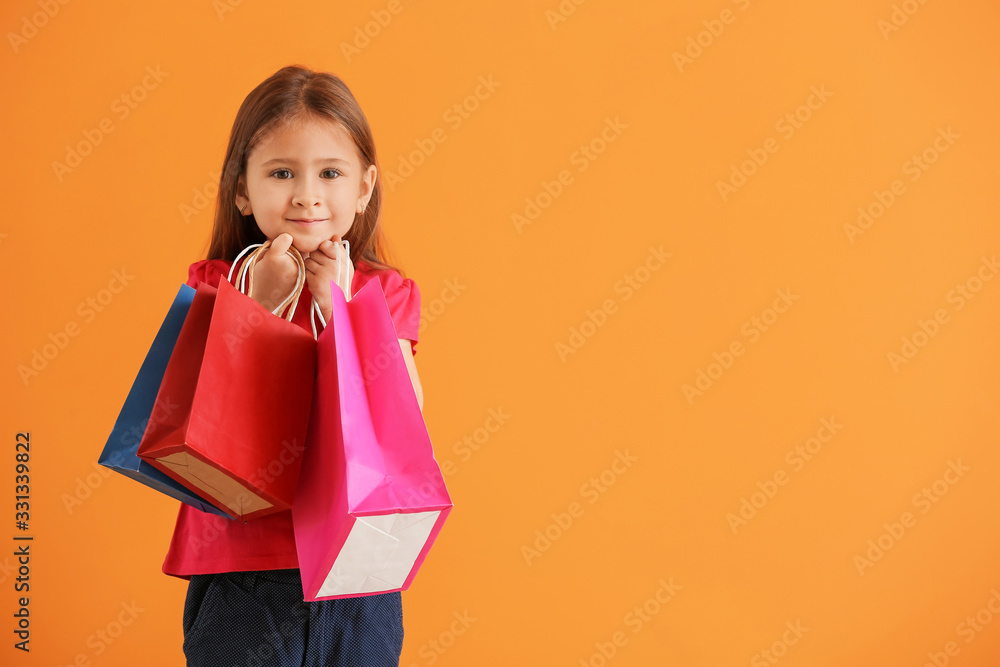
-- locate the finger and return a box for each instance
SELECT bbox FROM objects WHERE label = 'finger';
[303,255,328,276]
[303,261,329,277]
[304,252,335,273]
[324,240,344,261]
[269,233,294,256]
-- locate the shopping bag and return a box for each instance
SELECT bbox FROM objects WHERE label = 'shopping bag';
[293,276,452,600]
[138,244,317,521]
[99,284,233,518]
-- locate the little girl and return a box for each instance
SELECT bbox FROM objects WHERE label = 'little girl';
[164,65,423,666]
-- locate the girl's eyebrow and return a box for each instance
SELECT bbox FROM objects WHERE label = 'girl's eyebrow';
[261,157,349,166]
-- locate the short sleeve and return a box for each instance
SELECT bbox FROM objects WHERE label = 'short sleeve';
[185,259,233,289]
[376,270,421,357]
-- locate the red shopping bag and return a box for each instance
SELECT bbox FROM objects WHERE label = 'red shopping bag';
[138,244,316,520]
[293,276,452,600]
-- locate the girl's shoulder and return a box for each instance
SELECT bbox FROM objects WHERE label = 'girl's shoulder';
[355,259,420,301]
[185,258,234,289]
[355,261,421,346]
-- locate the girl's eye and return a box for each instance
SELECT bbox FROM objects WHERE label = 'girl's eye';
[322,169,341,179]
[271,169,292,179]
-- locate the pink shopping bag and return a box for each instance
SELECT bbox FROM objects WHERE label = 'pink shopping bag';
[293,277,452,600]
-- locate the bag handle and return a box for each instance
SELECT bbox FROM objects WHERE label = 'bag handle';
[309,239,353,339]
[226,241,307,322]
[244,241,308,320]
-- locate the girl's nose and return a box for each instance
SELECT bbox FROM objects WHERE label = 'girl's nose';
[292,179,321,207]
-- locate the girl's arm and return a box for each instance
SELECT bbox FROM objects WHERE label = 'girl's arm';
[398,339,423,411]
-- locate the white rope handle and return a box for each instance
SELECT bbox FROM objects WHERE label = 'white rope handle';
[226,241,306,320]
[227,243,260,289]
[310,299,326,340]
[250,244,306,319]
[309,240,353,339]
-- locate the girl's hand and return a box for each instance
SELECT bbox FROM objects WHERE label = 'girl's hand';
[305,237,354,323]
[248,233,300,312]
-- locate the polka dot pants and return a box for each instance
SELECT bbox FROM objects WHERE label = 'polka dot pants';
[182,569,403,666]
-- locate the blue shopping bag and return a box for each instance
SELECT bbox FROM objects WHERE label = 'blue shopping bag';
[99,284,234,518]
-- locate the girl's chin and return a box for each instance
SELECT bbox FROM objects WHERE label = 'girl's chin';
[286,236,322,256]
[290,234,350,257]
[265,228,348,256]
[293,242,321,255]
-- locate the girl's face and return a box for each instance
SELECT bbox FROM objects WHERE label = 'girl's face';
[235,114,376,255]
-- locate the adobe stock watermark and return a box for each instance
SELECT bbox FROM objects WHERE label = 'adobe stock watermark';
[877,0,932,40]
[750,620,809,667]
[185,439,305,553]
[340,0,417,62]
[0,556,16,585]
[383,75,500,192]
[179,170,221,224]
[418,277,467,334]
[180,141,246,223]
[887,253,997,372]
[716,84,833,202]
[222,282,310,353]
[682,288,799,404]
[521,449,638,565]
[555,245,670,362]
[64,395,181,514]
[396,408,510,512]
[224,306,270,352]
[54,600,145,665]
[726,416,844,534]
[51,65,169,183]
[242,438,305,502]
[672,0,753,73]
[18,268,135,386]
[213,0,248,20]
[437,407,510,478]
[512,116,627,233]
[405,609,477,666]
[237,603,310,666]
[347,336,411,393]
[186,511,235,557]
[577,578,682,667]
[921,588,1000,667]
[544,0,589,30]
[853,459,969,575]
[844,126,959,244]
[7,0,71,54]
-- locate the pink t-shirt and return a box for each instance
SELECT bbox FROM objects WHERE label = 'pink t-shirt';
[161,257,421,579]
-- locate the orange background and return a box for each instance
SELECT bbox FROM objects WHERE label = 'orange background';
[3,0,1000,665]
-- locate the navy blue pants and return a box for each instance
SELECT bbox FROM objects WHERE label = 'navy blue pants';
[182,569,403,666]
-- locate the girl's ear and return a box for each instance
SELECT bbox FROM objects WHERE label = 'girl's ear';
[357,164,377,213]
[235,176,251,215]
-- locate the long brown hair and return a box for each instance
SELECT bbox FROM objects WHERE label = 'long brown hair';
[206,65,401,275]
